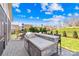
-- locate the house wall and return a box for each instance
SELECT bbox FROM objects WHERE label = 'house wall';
[0,3,12,45]
[0,3,12,55]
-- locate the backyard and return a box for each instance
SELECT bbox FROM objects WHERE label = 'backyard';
[11,34,17,40]
[53,27,79,37]
[52,27,79,52]
[61,37,79,52]
[11,27,79,52]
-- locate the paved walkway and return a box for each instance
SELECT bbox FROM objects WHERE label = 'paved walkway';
[2,40,29,56]
[1,40,78,56]
[58,48,75,56]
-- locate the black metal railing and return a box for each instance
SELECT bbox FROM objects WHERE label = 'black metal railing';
[54,34,61,55]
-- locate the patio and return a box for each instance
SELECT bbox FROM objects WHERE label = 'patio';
[1,35,77,56]
[2,40,29,56]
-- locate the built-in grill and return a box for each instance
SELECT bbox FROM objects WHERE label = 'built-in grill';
[24,33,61,56]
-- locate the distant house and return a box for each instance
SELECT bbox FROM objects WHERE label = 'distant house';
[65,17,79,27]
[44,26,56,31]
[11,25,20,34]
[22,24,32,31]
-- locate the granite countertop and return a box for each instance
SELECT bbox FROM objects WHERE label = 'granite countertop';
[29,37,55,50]
[24,33,58,50]
[35,33,59,39]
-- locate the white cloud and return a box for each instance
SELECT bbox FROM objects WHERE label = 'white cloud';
[74,13,79,16]
[12,3,21,13]
[63,14,65,16]
[41,3,64,14]
[68,13,79,17]
[29,16,33,19]
[27,9,31,13]
[48,3,64,12]
[16,8,21,13]
[43,15,65,22]
[12,3,20,8]
[45,12,52,14]
[11,21,22,26]
[18,15,26,18]
[41,3,48,11]
[68,13,72,16]
[52,15,65,22]
[75,6,79,10]
[36,17,39,19]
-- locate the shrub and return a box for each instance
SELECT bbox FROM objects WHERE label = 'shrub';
[11,32,15,34]
[39,27,47,33]
[43,27,47,33]
[29,26,35,32]
[73,31,78,38]
[34,27,39,33]
[63,31,67,37]
[23,28,27,32]
[50,31,53,35]
[39,27,43,33]
[55,30,58,35]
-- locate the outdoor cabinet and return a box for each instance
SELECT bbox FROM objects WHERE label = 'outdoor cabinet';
[28,41,58,56]
[28,41,41,56]
[24,37,29,51]
[24,35,58,56]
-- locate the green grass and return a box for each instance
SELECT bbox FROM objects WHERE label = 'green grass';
[53,27,79,37]
[11,34,17,40]
[61,37,79,52]
[11,28,79,52]
[48,27,79,52]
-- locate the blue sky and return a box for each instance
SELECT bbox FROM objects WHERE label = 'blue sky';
[12,3,79,26]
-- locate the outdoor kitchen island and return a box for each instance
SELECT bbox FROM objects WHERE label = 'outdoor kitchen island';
[24,33,59,56]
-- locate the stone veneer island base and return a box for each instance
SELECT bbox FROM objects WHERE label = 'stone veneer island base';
[24,33,59,56]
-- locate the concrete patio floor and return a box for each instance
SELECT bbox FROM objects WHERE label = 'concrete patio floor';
[2,40,29,56]
[1,39,78,56]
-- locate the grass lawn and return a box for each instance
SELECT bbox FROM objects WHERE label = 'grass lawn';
[49,27,79,52]
[53,27,79,37]
[11,34,17,40]
[61,37,79,52]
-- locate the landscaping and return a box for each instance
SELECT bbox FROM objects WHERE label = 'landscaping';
[11,34,17,40]
[61,37,79,52]
[53,27,79,38]
[51,27,79,52]
[11,26,79,52]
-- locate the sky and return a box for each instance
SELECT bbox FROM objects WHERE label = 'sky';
[12,3,79,26]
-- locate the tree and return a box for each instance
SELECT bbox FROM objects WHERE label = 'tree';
[63,31,67,37]
[73,31,78,38]
[39,27,47,33]
[55,30,58,35]
[34,27,39,33]
[42,27,47,33]
[29,26,35,32]
[49,31,53,35]
[40,27,43,33]
[23,28,27,32]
